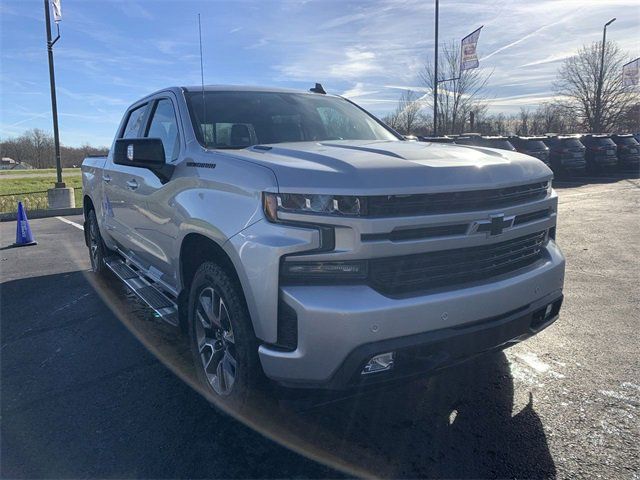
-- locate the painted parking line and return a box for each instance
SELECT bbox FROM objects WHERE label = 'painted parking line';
[55,216,84,231]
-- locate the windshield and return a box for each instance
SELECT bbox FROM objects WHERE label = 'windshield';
[591,137,616,147]
[560,138,584,148]
[614,137,638,145]
[483,139,515,150]
[522,140,548,150]
[185,91,399,148]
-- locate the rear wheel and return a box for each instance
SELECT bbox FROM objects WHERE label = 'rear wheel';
[87,209,107,274]
[188,261,261,407]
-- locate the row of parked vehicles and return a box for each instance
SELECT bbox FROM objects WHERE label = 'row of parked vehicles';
[417,133,640,176]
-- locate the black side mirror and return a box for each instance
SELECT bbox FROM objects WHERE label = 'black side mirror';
[114,138,165,168]
[113,138,175,182]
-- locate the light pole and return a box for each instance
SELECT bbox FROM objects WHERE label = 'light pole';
[44,0,64,187]
[596,17,616,132]
[433,0,439,136]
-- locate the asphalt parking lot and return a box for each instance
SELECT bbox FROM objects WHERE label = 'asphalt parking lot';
[1,175,639,479]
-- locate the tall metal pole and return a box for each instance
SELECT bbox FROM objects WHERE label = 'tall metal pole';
[44,0,64,187]
[433,0,439,136]
[596,18,616,133]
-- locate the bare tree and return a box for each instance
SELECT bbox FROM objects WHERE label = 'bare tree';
[0,129,108,169]
[618,103,640,133]
[420,40,491,135]
[384,90,426,135]
[555,40,638,133]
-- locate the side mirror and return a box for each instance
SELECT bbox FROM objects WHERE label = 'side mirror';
[114,138,165,168]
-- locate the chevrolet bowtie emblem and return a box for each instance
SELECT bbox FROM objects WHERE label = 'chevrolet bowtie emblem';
[490,214,506,235]
[471,213,515,236]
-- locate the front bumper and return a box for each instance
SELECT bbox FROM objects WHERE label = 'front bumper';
[319,293,562,389]
[258,240,565,388]
[555,155,586,170]
[618,154,640,165]
[588,154,618,166]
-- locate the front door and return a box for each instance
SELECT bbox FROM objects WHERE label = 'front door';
[115,95,183,286]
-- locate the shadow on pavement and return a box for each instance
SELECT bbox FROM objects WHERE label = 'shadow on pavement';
[1,271,340,479]
[2,269,556,478]
[288,353,556,478]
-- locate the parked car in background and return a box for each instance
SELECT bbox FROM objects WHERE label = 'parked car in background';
[580,134,618,171]
[543,135,586,175]
[478,136,516,151]
[417,136,455,143]
[610,134,640,167]
[509,137,550,166]
[452,134,482,146]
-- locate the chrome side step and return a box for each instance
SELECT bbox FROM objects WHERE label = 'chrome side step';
[104,256,179,327]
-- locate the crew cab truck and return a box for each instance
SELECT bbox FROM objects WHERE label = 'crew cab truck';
[82,85,565,404]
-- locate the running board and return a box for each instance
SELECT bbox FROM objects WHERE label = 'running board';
[104,256,179,327]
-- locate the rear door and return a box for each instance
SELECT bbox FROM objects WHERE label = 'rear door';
[117,95,183,285]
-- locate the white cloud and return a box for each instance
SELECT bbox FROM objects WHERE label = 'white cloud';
[341,82,380,98]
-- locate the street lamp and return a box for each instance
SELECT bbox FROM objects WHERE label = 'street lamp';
[596,17,616,132]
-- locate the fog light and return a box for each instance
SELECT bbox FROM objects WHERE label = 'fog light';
[361,352,395,375]
[545,303,553,318]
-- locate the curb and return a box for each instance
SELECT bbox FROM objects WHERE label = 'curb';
[0,207,83,222]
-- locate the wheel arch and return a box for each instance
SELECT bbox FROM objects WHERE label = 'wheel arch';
[82,195,95,246]
[178,233,257,336]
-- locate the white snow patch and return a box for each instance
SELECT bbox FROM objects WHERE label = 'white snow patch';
[515,352,551,373]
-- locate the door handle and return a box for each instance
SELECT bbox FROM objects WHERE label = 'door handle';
[103,174,111,183]
[126,179,139,190]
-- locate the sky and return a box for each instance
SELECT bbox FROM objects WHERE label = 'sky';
[1,0,638,147]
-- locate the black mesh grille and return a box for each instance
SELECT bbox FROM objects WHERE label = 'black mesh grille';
[369,231,547,295]
[366,182,548,217]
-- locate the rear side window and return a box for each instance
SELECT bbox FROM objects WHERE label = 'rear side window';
[122,104,147,139]
[146,99,180,162]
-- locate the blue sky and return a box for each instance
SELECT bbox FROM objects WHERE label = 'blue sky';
[1,0,638,147]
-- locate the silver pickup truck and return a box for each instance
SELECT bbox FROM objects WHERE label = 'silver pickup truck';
[82,85,565,405]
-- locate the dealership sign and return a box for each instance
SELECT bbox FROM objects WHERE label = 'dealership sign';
[460,26,483,71]
[622,58,639,87]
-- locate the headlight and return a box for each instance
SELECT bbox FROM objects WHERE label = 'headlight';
[547,179,553,195]
[263,192,365,221]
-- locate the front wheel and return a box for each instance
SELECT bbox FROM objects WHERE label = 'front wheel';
[188,262,261,407]
[87,209,107,274]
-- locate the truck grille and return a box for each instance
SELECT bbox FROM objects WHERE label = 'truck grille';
[365,182,548,217]
[369,231,547,295]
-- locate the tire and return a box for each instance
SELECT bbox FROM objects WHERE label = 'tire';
[187,261,261,408]
[87,209,107,274]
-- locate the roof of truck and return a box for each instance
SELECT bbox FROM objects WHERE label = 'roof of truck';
[181,85,333,95]
[128,84,337,108]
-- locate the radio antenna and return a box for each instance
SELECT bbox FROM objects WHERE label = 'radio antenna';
[197,13,206,143]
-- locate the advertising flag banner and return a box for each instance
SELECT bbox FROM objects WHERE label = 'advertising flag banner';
[460,26,483,71]
[622,58,639,87]
[52,0,62,22]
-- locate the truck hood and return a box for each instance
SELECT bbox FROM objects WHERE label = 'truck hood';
[227,140,552,195]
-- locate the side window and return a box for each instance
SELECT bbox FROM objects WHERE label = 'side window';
[122,104,147,139]
[146,99,180,162]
